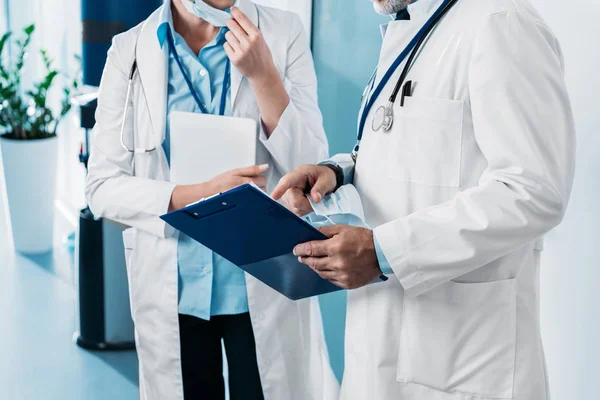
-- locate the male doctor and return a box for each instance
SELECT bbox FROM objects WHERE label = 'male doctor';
[272,0,576,399]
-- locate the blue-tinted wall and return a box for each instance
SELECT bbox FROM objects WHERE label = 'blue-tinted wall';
[311,1,388,381]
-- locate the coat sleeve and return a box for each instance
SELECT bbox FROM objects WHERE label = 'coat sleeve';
[373,11,576,298]
[85,33,176,239]
[258,13,329,173]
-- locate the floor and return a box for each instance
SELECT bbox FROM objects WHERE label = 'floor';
[0,204,139,400]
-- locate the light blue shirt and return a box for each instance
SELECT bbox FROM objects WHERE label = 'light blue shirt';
[158,6,249,320]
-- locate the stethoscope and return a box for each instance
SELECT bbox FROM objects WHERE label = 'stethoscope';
[119,6,261,154]
[352,0,458,161]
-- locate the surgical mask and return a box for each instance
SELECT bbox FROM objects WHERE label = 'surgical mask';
[180,0,236,27]
[306,185,370,229]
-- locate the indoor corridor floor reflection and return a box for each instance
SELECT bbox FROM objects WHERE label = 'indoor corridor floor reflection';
[0,199,139,400]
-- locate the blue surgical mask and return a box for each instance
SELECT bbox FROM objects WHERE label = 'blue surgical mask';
[180,0,236,27]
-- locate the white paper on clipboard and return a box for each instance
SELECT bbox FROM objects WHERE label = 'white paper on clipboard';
[169,111,258,185]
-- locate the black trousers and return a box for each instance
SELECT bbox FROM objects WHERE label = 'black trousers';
[179,313,264,400]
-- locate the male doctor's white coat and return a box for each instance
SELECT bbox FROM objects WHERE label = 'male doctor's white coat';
[334,0,576,399]
[85,1,338,399]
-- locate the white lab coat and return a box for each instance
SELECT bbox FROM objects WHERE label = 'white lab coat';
[85,1,338,399]
[337,0,576,399]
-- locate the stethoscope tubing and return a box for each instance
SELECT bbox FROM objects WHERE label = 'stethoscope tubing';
[353,0,458,159]
[119,5,261,154]
[389,0,458,104]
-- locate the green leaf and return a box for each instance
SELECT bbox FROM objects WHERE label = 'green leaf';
[40,49,54,70]
[0,23,83,138]
[0,32,11,57]
[24,24,35,36]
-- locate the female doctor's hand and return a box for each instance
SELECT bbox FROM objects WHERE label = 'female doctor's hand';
[169,164,268,211]
[293,225,383,290]
[208,164,269,194]
[271,164,338,217]
[224,7,278,84]
[225,7,290,136]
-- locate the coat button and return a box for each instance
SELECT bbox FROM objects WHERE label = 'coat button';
[199,69,207,77]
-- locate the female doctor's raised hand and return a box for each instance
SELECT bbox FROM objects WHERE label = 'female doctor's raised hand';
[224,7,289,136]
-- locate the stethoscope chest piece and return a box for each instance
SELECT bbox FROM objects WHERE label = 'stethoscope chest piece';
[372,102,394,132]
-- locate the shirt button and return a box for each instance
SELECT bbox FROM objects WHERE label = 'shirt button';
[199,69,207,77]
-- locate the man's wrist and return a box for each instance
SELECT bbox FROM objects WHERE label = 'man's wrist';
[321,163,344,192]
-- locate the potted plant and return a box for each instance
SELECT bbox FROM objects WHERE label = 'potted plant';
[0,24,80,254]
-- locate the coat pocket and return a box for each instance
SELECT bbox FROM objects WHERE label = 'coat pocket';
[122,227,137,321]
[397,279,517,399]
[388,96,464,187]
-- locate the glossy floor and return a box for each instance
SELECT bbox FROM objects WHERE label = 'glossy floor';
[0,207,139,400]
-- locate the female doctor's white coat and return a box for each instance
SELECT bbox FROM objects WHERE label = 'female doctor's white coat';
[85,1,338,399]
[333,0,576,400]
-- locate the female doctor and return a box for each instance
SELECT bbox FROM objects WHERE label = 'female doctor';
[85,1,337,399]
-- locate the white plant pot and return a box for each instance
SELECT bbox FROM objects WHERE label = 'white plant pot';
[0,134,58,254]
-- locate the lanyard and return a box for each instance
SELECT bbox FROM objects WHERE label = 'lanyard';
[166,28,230,116]
[354,0,453,155]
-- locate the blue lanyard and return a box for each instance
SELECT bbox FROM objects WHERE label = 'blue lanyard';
[355,0,452,153]
[166,28,230,116]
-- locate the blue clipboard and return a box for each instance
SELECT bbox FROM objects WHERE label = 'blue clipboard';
[161,184,352,300]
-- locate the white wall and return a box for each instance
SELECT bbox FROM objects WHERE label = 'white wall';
[529,1,600,399]
[5,0,86,220]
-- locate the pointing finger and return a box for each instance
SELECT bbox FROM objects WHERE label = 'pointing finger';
[272,172,305,200]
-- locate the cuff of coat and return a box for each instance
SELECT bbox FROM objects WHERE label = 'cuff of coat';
[373,220,425,298]
[373,237,393,275]
[258,100,295,151]
[325,153,355,185]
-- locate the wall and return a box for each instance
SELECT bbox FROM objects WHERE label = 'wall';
[311,1,388,381]
[527,1,600,399]
[311,0,600,395]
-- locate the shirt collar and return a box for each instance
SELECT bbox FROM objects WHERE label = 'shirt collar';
[380,0,443,39]
[406,0,444,20]
[157,0,174,48]
[156,0,228,49]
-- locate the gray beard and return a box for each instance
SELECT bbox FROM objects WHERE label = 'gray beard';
[373,0,412,15]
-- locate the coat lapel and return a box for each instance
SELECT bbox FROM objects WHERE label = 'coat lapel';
[136,8,169,146]
[230,0,259,109]
[134,0,258,131]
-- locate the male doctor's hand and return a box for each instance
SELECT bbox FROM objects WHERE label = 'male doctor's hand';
[293,225,383,290]
[271,164,337,217]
